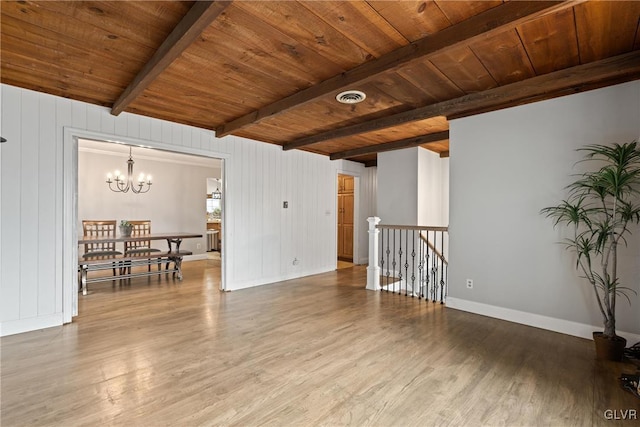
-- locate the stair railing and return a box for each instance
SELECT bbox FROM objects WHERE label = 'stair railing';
[366,217,448,303]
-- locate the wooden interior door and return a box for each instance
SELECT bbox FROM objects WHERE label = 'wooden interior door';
[338,193,344,258]
[342,192,354,259]
[337,174,354,262]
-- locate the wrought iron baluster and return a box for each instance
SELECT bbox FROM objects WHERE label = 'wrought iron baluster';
[392,229,397,294]
[442,263,448,304]
[418,232,424,299]
[439,231,445,304]
[380,227,385,291]
[425,231,431,301]
[431,231,438,302]
[411,230,416,298]
[424,232,428,300]
[398,228,403,296]
[404,229,410,297]
[385,228,391,291]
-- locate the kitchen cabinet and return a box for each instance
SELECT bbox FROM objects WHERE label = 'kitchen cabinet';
[206,221,221,251]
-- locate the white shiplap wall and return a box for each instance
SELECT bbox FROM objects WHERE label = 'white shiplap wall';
[0,84,375,336]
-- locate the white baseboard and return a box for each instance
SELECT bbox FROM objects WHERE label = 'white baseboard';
[0,313,64,337]
[228,266,335,291]
[446,297,640,344]
[183,253,208,261]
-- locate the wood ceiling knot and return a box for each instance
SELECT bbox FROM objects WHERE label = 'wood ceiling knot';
[2,0,639,165]
[88,6,104,15]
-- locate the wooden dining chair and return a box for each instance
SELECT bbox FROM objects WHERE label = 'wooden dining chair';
[123,220,161,272]
[81,220,122,277]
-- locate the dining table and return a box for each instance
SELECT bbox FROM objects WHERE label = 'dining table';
[78,232,203,252]
[77,232,203,295]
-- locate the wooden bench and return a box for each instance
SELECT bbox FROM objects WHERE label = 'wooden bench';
[78,250,192,295]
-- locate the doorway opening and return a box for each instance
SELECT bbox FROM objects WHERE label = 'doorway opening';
[76,138,224,312]
[206,177,223,264]
[337,174,354,268]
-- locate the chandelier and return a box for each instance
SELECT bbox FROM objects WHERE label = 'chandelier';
[106,146,152,194]
[211,177,221,199]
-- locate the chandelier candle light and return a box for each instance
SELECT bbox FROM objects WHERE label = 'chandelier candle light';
[106,146,152,194]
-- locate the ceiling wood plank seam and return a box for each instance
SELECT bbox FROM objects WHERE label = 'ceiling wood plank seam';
[284,50,640,151]
[111,1,232,116]
[215,0,584,137]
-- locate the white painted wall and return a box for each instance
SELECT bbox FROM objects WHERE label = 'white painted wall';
[78,145,218,256]
[448,80,640,341]
[357,166,377,264]
[417,148,447,227]
[377,148,419,225]
[441,158,449,226]
[378,147,448,226]
[0,84,375,336]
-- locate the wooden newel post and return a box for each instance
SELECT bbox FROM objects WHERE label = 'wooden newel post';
[366,217,381,291]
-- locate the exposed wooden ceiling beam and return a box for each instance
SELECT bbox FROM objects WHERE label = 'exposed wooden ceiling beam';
[364,160,377,168]
[285,50,640,151]
[330,131,449,160]
[111,1,232,116]
[216,0,582,137]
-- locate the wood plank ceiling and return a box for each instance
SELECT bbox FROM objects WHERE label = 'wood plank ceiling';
[2,1,640,166]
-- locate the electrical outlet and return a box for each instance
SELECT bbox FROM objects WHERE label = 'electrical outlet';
[466,279,473,289]
[196,243,201,249]
[293,258,299,266]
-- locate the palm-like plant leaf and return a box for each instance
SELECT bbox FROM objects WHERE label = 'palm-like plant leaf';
[618,199,640,224]
[591,273,637,305]
[540,197,591,228]
[542,141,640,339]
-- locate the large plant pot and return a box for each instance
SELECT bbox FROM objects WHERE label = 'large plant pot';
[593,332,627,361]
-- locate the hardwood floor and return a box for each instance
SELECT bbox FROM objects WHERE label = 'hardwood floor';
[337,260,354,270]
[1,260,638,426]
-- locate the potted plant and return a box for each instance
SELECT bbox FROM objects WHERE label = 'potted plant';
[119,220,133,237]
[541,141,640,361]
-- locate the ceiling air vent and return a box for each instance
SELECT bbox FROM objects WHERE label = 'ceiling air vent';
[336,90,366,104]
